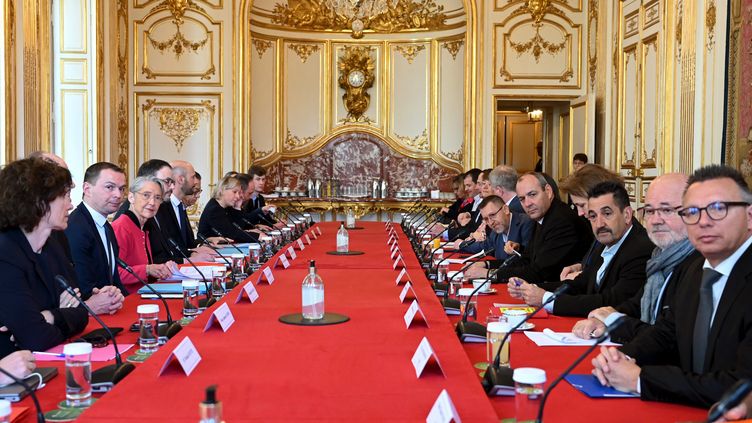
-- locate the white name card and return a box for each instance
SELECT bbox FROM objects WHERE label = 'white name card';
[426,389,461,423]
[305,235,312,245]
[259,267,275,285]
[404,299,429,329]
[390,247,401,260]
[390,242,399,253]
[203,303,235,332]
[159,336,201,377]
[287,246,297,260]
[278,255,290,269]
[395,268,410,285]
[393,255,406,270]
[316,227,322,236]
[235,281,259,303]
[411,337,444,378]
[311,230,319,240]
[297,239,305,250]
[399,281,416,303]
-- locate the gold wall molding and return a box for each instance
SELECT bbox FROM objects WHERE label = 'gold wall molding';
[150,0,207,19]
[115,0,128,171]
[284,129,318,150]
[117,99,128,170]
[394,44,425,64]
[251,147,271,160]
[22,0,52,153]
[96,0,104,161]
[723,0,742,166]
[394,129,429,151]
[288,43,320,63]
[252,38,272,59]
[586,0,596,89]
[149,106,207,152]
[704,1,716,51]
[5,0,16,160]
[508,28,568,62]
[147,26,209,59]
[441,39,463,60]
[444,148,463,162]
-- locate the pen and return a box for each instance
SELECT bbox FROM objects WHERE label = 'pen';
[510,249,522,257]
[32,351,65,358]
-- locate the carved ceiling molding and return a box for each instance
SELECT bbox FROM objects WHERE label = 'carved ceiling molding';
[442,39,464,60]
[288,43,321,63]
[394,44,425,64]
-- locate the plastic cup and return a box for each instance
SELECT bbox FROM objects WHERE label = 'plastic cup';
[137,304,160,353]
[211,269,226,298]
[514,368,546,422]
[457,288,478,320]
[486,321,512,366]
[64,342,92,407]
[182,280,200,318]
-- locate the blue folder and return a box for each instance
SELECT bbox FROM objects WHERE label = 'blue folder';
[137,283,209,298]
[564,374,639,398]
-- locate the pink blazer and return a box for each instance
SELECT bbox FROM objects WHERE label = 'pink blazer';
[111,213,152,294]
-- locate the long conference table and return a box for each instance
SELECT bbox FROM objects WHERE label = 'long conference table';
[17,222,708,422]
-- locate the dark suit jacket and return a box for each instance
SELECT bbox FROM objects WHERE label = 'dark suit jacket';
[507,196,524,214]
[0,228,88,357]
[65,202,125,297]
[495,198,592,284]
[243,194,277,224]
[440,198,464,224]
[448,197,482,240]
[147,216,179,264]
[610,250,702,344]
[152,200,197,258]
[621,244,752,407]
[464,212,535,264]
[539,222,654,316]
[199,199,258,243]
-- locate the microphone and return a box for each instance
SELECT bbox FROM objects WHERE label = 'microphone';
[255,211,278,229]
[536,317,626,422]
[115,258,181,339]
[197,233,238,290]
[706,379,752,423]
[241,217,270,234]
[482,283,571,395]
[231,221,260,242]
[0,366,45,423]
[54,275,135,392]
[166,238,216,309]
[458,238,476,249]
[437,249,495,313]
[210,227,245,255]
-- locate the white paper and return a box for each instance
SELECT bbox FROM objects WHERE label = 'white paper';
[235,281,259,303]
[399,282,415,303]
[393,255,405,270]
[524,331,621,347]
[395,268,409,285]
[390,247,401,260]
[261,267,275,284]
[410,337,442,378]
[287,246,297,260]
[426,389,462,423]
[444,250,485,265]
[316,227,322,236]
[159,337,201,376]
[305,235,312,245]
[297,239,305,250]
[204,303,235,332]
[278,255,290,269]
[171,265,225,280]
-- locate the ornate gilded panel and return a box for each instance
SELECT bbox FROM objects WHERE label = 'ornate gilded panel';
[133,1,222,85]
[284,40,326,154]
[389,42,430,154]
[332,43,381,128]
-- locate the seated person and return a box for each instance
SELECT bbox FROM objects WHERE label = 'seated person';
[507,181,653,316]
[448,168,483,240]
[111,176,175,294]
[438,174,466,224]
[0,350,36,386]
[494,172,592,285]
[592,165,752,407]
[0,158,89,357]
[198,175,259,243]
[245,165,284,229]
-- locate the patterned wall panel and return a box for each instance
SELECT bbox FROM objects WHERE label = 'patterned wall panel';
[389,41,430,154]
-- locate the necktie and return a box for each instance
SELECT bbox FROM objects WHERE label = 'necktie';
[179,203,190,244]
[692,268,723,373]
[103,221,115,283]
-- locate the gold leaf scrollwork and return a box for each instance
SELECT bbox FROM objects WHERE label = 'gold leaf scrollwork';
[146,0,209,59]
[149,107,206,152]
[394,129,429,151]
[251,147,272,160]
[442,40,463,61]
[587,0,597,88]
[444,148,463,163]
[394,44,425,64]
[338,46,376,121]
[500,68,514,82]
[252,39,272,60]
[271,0,448,38]
[288,43,321,63]
[285,129,318,150]
[506,0,568,63]
[117,100,128,171]
[151,0,206,23]
[705,1,716,51]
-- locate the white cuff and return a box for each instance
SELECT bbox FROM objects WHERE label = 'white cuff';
[542,291,555,312]
[603,311,626,327]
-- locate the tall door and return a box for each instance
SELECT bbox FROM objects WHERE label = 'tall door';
[495,112,541,172]
[569,93,595,173]
[616,0,665,206]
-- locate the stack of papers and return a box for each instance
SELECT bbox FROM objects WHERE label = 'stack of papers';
[524,329,621,347]
[167,264,226,281]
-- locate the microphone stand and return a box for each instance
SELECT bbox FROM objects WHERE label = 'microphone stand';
[241,217,270,234]
[536,317,626,423]
[167,239,216,309]
[116,258,182,339]
[438,249,495,313]
[482,284,571,395]
[210,227,245,255]
[0,367,45,423]
[55,276,135,392]
[197,233,237,290]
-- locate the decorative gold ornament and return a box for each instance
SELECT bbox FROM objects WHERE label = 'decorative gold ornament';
[285,129,318,150]
[394,129,429,151]
[444,148,463,163]
[151,0,206,22]
[507,0,568,62]
[251,147,272,159]
[252,39,273,59]
[117,100,128,171]
[146,0,209,60]
[705,1,716,50]
[394,44,425,64]
[442,40,463,61]
[338,46,376,121]
[150,107,205,152]
[271,0,447,39]
[289,43,321,63]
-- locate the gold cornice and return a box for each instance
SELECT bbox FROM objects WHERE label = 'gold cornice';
[248,19,467,35]
[494,0,584,14]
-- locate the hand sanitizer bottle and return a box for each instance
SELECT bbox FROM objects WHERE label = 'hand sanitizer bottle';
[301,260,324,320]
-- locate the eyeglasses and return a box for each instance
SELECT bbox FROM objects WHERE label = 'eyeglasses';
[134,191,163,203]
[482,207,504,223]
[157,177,175,187]
[677,201,750,225]
[638,205,682,219]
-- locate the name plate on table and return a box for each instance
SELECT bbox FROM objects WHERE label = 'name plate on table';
[287,246,297,260]
[305,235,312,245]
[426,389,461,423]
[403,299,429,329]
[393,255,406,270]
[395,268,410,285]
[158,337,201,376]
[390,242,399,253]
[387,235,396,246]
[315,227,322,236]
[276,255,290,269]
[235,281,259,303]
[311,230,318,240]
[410,337,444,378]
[258,267,275,285]
[399,282,416,303]
[203,303,235,332]
[296,239,305,250]
[390,247,401,260]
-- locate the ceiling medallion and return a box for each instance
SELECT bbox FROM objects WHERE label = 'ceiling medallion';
[271,0,448,39]
[338,46,375,121]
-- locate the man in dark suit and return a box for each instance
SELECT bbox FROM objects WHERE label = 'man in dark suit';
[508,181,654,316]
[592,165,752,408]
[463,195,534,279]
[65,162,126,314]
[489,165,524,214]
[439,174,466,224]
[494,172,592,285]
[570,173,697,341]
[244,164,284,229]
[448,168,483,240]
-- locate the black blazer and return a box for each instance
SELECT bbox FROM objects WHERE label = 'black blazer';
[152,200,197,258]
[0,228,89,358]
[507,196,524,214]
[610,250,702,344]
[440,198,464,224]
[621,244,752,407]
[65,202,125,297]
[199,199,258,243]
[243,194,277,224]
[495,198,593,284]
[448,197,482,240]
[539,222,654,316]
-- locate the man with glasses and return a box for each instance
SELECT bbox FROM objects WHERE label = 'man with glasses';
[507,180,653,316]
[571,173,699,341]
[463,195,534,279]
[592,165,752,407]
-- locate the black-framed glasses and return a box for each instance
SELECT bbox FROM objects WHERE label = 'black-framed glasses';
[638,205,682,219]
[157,177,175,187]
[482,207,504,223]
[677,201,750,225]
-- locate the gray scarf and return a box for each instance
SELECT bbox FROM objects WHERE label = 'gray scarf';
[640,238,695,323]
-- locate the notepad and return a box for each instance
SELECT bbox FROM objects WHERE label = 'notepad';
[565,374,639,398]
[138,282,212,298]
[524,330,621,347]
